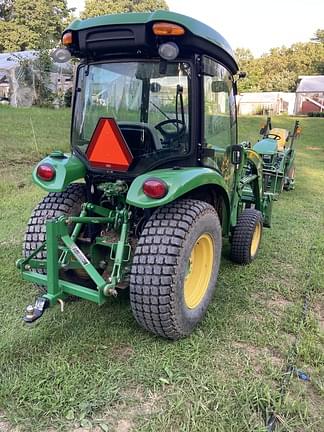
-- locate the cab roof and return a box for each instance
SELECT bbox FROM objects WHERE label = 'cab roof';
[66,10,238,73]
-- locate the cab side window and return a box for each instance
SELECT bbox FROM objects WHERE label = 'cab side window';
[202,58,235,171]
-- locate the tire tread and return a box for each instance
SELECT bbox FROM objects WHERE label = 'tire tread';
[130,199,220,339]
[230,208,263,264]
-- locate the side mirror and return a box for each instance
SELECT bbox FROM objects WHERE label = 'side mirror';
[150,82,161,93]
[231,145,243,165]
[211,81,228,93]
[238,71,247,79]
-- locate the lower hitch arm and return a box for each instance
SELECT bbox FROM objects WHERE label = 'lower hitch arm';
[23,297,49,324]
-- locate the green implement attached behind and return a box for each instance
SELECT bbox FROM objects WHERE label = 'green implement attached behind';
[17,11,300,339]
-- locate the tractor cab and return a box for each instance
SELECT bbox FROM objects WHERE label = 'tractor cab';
[57,11,239,179]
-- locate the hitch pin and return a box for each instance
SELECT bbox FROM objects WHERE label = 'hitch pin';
[57,298,65,313]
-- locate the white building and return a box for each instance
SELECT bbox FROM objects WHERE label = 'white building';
[294,75,324,114]
[237,92,296,116]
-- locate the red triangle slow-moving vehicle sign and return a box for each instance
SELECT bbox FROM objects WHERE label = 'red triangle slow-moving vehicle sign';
[86,118,133,171]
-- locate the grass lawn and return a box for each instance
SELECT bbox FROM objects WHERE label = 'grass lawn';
[0,106,323,432]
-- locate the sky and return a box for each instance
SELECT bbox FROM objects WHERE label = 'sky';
[67,0,324,57]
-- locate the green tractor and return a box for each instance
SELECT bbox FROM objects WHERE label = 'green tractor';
[255,116,300,195]
[17,11,299,339]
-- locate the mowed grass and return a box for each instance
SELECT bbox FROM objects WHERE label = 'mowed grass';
[0,105,323,431]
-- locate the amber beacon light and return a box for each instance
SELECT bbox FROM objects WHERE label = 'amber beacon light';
[62,32,73,46]
[152,22,185,36]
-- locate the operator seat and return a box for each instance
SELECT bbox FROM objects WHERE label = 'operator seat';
[118,122,162,157]
[270,128,289,152]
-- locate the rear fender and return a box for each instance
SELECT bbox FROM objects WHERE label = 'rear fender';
[32,152,86,192]
[126,167,231,234]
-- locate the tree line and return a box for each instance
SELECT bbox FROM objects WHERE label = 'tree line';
[0,1,322,94]
[236,30,324,93]
[0,0,168,51]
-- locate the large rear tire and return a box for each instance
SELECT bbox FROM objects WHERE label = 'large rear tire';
[129,199,222,340]
[23,183,86,291]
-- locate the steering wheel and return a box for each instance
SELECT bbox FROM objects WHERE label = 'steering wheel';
[155,119,186,146]
[266,133,281,140]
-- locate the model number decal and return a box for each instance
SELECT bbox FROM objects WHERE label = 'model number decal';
[71,245,90,266]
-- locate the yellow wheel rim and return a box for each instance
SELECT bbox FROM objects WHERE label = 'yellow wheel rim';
[184,234,214,309]
[250,222,261,257]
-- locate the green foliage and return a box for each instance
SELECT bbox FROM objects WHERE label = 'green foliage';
[82,0,168,19]
[0,21,35,52]
[11,49,54,106]
[307,111,324,117]
[33,49,54,106]
[235,48,263,92]
[64,87,73,107]
[0,0,70,52]
[236,40,324,93]
[312,29,324,44]
[312,29,324,73]
[0,109,324,431]
[0,0,13,20]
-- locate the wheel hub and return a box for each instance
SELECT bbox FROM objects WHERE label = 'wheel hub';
[250,222,261,257]
[184,234,214,309]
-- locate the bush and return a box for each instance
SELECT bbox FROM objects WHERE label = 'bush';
[307,112,324,117]
[64,88,72,107]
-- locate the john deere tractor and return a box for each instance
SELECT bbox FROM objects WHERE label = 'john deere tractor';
[17,11,299,339]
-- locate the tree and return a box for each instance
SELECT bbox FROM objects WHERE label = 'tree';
[0,0,13,20]
[82,0,168,19]
[312,30,324,73]
[0,0,70,52]
[235,48,264,92]
[312,29,324,44]
[0,21,36,52]
[236,35,324,93]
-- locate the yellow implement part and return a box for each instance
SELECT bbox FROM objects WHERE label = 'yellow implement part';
[270,128,289,151]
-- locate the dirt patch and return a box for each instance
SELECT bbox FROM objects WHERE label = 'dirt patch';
[73,428,102,432]
[265,296,293,310]
[252,292,294,316]
[115,419,133,432]
[0,412,10,432]
[313,300,324,333]
[233,342,284,372]
[111,344,134,362]
[0,240,21,247]
[97,387,162,432]
[306,146,322,151]
[0,414,20,432]
[0,420,10,432]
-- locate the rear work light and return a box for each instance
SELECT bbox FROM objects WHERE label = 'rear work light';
[152,22,185,36]
[62,32,73,46]
[143,178,168,199]
[36,164,56,181]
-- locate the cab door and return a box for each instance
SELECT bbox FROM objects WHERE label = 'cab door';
[201,56,237,195]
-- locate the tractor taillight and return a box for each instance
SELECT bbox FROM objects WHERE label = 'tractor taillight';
[36,164,56,181]
[143,178,168,199]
